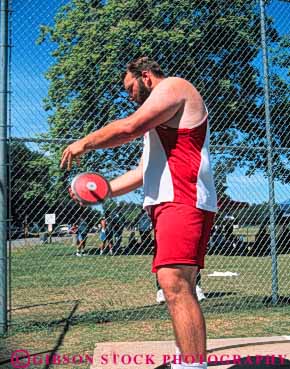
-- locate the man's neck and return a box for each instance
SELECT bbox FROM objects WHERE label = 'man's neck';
[152,76,165,89]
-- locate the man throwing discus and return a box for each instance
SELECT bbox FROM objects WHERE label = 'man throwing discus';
[61,57,217,369]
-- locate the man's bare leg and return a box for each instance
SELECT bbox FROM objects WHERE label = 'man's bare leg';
[157,265,206,366]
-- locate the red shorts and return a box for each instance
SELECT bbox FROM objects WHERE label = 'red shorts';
[150,202,215,273]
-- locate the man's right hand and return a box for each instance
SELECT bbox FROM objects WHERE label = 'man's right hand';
[68,186,85,207]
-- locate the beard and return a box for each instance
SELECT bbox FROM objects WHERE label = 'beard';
[136,78,152,105]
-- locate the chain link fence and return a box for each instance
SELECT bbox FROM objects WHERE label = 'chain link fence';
[1,0,290,364]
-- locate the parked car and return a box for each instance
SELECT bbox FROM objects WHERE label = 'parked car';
[53,224,70,236]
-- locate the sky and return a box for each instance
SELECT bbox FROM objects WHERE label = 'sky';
[9,0,290,205]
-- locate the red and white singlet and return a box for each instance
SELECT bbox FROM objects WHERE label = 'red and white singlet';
[142,115,217,212]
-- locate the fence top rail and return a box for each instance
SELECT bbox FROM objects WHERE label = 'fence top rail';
[8,137,290,152]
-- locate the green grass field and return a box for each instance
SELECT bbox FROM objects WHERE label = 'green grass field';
[1,237,289,368]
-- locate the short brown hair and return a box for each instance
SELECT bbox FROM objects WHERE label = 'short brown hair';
[122,57,165,81]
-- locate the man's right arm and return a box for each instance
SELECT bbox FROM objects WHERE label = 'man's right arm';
[109,156,143,197]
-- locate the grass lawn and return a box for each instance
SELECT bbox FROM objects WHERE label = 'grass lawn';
[0,237,289,367]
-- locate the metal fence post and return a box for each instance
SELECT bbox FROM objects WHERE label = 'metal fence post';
[259,0,278,304]
[0,0,9,334]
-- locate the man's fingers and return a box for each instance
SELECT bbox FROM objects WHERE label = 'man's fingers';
[60,148,75,170]
[60,149,70,169]
[60,146,82,170]
[69,189,78,202]
[68,187,74,198]
[69,187,82,205]
[67,153,73,171]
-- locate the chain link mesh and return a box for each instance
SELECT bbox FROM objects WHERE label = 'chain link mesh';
[3,0,290,364]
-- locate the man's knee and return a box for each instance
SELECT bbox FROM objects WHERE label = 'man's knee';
[157,265,197,303]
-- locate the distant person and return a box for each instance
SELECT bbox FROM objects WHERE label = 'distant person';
[138,209,152,251]
[99,218,113,255]
[127,226,139,254]
[69,223,78,247]
[23,220,29,239]
[70,224,78,234]
[22,216,29,239]
[76,218,89,256]
[111,207,125,253]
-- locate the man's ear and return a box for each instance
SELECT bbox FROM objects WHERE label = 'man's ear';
[141,70,150,81]
[141,70,152,87]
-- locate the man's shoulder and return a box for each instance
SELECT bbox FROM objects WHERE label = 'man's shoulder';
[159,76,192,88]
[149,77,193,101]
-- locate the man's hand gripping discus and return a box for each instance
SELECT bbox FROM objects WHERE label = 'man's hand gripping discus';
[69,172,111,206]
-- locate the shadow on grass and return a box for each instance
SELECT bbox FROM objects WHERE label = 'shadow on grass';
[204,291,290,305]
[202,293,290,314]
[10,292,290,336]
[262,295,290,305]
[12,303,170,334]
[10,299,80,311]
[42,301,79,369]
[206,291,237,298]
[10,292,290,335]
[0,302,79,369]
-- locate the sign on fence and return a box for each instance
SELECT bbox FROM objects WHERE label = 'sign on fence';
[45,214,56,225]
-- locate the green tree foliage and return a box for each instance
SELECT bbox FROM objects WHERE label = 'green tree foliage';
[232,202,270,226]
[10,142,97,226]
[10,142,52,224]
[37,0,289,196]
[102,199,141,227]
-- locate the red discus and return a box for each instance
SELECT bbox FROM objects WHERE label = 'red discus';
[70,172,110,206]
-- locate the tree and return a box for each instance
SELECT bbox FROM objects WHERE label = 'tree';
[10,142,52,225]
[9,142,95,227]
[102,199,141,227]
[37,0,289,201]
